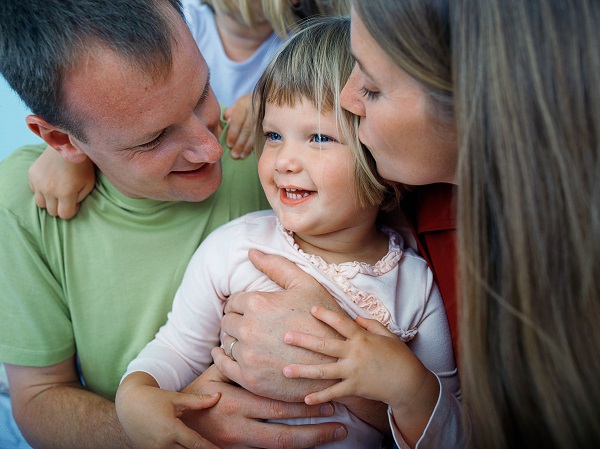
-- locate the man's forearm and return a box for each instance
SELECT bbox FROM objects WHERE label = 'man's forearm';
[16,386,131,449]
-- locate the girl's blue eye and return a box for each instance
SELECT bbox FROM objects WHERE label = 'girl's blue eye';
[265,132,282,141]
[313,134,332,143]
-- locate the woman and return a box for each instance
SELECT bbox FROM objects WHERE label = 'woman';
[340,0,600,447]
[340,0,460,355]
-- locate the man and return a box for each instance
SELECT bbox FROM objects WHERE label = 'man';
[0,0,348,447]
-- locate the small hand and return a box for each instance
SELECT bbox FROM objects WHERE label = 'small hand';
[28,145,95,219]
[116,372,221,449]
[282,306,432,411]
[224,93,253,159]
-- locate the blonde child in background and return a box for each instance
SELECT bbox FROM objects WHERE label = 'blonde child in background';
[26,0,350,219]
[114,16,461,449]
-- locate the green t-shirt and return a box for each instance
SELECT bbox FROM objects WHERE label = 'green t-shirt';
[0,141,269,400]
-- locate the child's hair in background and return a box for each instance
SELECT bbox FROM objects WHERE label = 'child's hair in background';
[201,0,350,38]
[252,15,401,211]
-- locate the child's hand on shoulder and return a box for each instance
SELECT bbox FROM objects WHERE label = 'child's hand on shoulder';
[28,145,96,219]
[224,93,253,159]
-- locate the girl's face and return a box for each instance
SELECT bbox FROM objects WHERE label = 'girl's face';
[258,99,378,237]
[340,8,458,186]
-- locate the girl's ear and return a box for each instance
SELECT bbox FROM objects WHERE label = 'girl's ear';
[25,115,88,164]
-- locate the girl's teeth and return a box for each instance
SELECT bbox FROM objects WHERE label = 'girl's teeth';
[285,188,309,199]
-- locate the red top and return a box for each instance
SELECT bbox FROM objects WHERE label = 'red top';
[401,183,459,356]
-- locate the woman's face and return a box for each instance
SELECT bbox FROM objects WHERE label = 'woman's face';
[341,7,458,186]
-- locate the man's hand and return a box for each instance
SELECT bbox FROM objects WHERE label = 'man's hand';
[214,249,346,402]
[181,365,348,448]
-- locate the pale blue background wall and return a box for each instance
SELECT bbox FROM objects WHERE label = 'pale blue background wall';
[0,77,43,161]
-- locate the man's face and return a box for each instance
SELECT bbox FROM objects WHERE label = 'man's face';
[62,12,223,202]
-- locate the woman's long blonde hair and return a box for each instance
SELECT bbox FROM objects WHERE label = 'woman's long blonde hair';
[354,0,600,446]
[455,0,600,447]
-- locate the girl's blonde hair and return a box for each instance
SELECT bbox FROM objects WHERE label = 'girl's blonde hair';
[202,0,349,38]
[252,15,400,211]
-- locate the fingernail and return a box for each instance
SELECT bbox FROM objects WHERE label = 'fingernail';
[334,426,347,440]
[211,392,219,397]
[320,403,334,416]
[284,333,292,343]
[283,367,292,378]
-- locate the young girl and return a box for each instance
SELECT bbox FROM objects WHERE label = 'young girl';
[26,0,351,218]
[114,16,461,449]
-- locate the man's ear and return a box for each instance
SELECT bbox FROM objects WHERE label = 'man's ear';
[25,115,88,164]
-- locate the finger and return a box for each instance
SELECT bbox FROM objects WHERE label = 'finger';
[238,139,253,159]
[283,331,344,358]
[33,190,47,209]
[355,315,394,337]
[172,392,221,413]
[172,420,221,449]
[251,397,337,421]
[230,127,251,159]
[250,421,348,449]
[202,373,336,421]
[44,196,59,217]
[57,194,79,220]
[76,182,95,203]
[223,104,234,121]
[247,249,318,291]
[282,362,341,381]
[239,115,253,158]
[225,115,242,148]
[219,333,242,361]
[304,383,352,406]
[211,346,243,383]
[309,306,363,339]
[219,306,243,334]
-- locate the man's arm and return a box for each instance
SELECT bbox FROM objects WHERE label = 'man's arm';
[181,364,348,448]
[5,359,131,449]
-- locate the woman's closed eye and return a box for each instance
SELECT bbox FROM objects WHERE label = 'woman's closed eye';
[360,86,381,100]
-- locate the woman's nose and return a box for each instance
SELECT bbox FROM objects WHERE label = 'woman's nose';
[341,65,366,117]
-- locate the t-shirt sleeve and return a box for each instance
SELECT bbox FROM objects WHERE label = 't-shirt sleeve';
[0,146,75,366]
